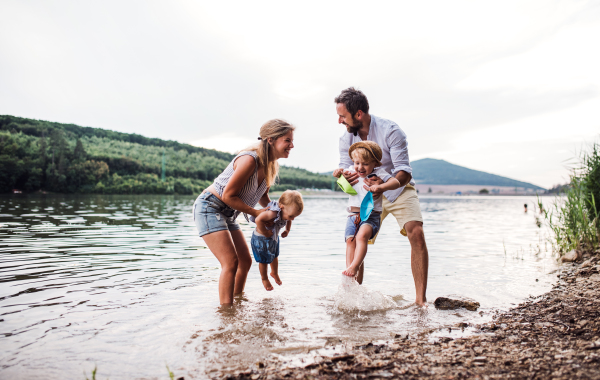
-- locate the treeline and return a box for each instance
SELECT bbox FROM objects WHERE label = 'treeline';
[0,115,333,194]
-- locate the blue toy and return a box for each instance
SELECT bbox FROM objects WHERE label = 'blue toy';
[360,191,374,221]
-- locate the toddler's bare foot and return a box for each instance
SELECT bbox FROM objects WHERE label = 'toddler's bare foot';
[262,279,274,291]
[270,272,282,286]
[342,266,358,277]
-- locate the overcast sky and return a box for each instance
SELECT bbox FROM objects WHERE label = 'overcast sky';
[1,1,599,188]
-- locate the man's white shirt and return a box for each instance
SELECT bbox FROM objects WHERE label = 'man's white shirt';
[339,114,415,203]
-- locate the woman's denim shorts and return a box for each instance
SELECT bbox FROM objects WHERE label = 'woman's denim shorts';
[193,192,241,237]
[345,212,381,241]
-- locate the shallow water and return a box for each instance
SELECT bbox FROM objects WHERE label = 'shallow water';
[0,194,556,379]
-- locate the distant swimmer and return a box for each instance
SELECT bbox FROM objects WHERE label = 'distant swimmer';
[524,203,528,213]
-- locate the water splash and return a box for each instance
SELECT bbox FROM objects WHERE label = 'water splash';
[333,276,397,312]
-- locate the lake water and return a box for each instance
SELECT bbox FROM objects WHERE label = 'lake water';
[0,194,557,379]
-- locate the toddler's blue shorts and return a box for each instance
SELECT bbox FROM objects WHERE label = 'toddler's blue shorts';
[345,212,381,241]
[251,232,280,264]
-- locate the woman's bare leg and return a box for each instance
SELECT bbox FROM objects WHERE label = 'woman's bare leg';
[202,230,239,304]
[230,229,252,295]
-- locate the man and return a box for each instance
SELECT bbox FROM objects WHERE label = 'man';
[334,87,428,306]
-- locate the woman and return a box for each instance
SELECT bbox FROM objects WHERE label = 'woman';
[193,119,295,305]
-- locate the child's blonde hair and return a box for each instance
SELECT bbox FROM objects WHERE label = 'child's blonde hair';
[243,119,296,187]
[278,190,304,213]
[348,141,383,167]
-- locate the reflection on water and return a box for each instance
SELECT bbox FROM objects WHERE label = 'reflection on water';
[0,194,557,379]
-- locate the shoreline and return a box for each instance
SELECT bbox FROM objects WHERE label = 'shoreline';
[225,250,600,379]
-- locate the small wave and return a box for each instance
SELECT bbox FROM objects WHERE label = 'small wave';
[333,276,397,312]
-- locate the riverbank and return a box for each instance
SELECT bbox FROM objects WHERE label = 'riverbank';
[226,249,600,379]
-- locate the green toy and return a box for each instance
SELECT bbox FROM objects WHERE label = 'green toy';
[336,175,357,195]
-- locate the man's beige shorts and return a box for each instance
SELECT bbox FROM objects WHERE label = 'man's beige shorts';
[369,184,423,244]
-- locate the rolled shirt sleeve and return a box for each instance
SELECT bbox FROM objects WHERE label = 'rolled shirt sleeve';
[338,135,354,170]
[374,167,392,183]
[387,127,412,177]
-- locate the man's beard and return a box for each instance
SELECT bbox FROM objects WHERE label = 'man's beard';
[345,115,362,136]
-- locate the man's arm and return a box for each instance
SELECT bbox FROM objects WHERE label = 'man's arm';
[338,135,353,170]
[337,136,360,185]
[387,126,413,184]
[364,127,413,194]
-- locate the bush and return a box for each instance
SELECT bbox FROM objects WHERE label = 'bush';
[541,142,600,254]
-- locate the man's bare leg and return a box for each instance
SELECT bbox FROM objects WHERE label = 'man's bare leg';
[404,221,428,306]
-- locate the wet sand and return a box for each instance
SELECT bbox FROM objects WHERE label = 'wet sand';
[224,249,600,379]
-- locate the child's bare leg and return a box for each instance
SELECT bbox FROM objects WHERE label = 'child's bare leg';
[270,257,282,285]
[345,237,356,268]
[343,225,373,278]
[356,262,364,285]
[259,263,273,291]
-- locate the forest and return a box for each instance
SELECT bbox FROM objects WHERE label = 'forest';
[0,115,334,195]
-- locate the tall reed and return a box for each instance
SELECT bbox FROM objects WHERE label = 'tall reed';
[540,142,600,255]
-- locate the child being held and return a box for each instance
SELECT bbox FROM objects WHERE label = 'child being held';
[333,141,401,281]
[250,190,304,291]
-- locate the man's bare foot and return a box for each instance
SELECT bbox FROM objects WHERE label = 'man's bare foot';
[262,279,274,291]
[342,266,358,277]
[270,272,282,286]
[415,298,428,307]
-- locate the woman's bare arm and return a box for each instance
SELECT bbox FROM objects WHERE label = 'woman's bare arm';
[258,188,271,208]
[221,155,264,218]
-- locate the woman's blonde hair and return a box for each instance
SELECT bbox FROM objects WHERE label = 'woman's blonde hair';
[243,119,295,187]
[278,190,304,214]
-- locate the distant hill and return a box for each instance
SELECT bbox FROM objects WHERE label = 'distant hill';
[322,158,544,190]
[411,158,544,190]
[0,115,332,194]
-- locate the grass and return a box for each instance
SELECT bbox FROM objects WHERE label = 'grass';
[83,365,178,379]
[539,142,600,255]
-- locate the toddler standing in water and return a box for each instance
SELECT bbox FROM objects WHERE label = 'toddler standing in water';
[250,190,304,291]
[333,141,401,281]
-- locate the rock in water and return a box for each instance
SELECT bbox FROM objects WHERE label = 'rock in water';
[561,250,582,262]
[434,297,480,311]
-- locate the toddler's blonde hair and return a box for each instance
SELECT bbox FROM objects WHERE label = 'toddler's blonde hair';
[348,141,383,167]
[278,190,304,214]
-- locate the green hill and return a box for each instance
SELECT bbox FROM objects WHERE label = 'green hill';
[0,115,332,194]
[411,158,545,190]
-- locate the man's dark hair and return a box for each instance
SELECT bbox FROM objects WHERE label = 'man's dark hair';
[334,87,369,116]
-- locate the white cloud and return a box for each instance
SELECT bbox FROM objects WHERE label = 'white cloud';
[0,0,599,188]
[190,133,257,154]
